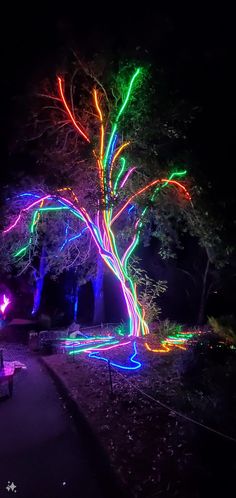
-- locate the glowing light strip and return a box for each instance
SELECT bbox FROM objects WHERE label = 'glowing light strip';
[63,339,115,349]
[61,335,114,342]
[144,330,198,354]
[11,197,96,259]
[109,142,130,192]
[89,341,141,370]
[120,166,136,188]
[61,227,88,249]
[122,171,188,269]
[122,230,140,269]
[97,210,149,336]
[69,340,118,355]
[150,170,188,203]
[111,179,191,225]
[14,245,29,258]
[14,208,41,258]
[0,294,11,315]
[59,223,69,251]
[93,89,105,191]
[103,68,141,167]
[145,342,171,353]
[18,193,40,199]
[57,188,79,204]
[117,69,141,120]
[38,206,68,211]
[94,89,104,161]
[112,142,130,168]
[108,134,118,166]
[114,157,126,194]
[3,195,51,234]
[87,340,131,352]
[57,77,90,143]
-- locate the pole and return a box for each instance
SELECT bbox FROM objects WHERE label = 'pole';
[0,349,3,370]
[108,360,113,397]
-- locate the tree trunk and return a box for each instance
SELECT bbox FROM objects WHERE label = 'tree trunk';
[32,244,46,316]
[120,279,148,336]
[197,257,210,325]
[73,277,80,322]
[102,250,148,336]
[92,256,105,324]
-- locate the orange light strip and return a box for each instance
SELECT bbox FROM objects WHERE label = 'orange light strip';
[145,338,187,354]
[93,90,105,192]
[57,76,90,143]
[57,187,79,204]
[93,89,104,161]
[109,141,130,191]
[111,179,191,225]
[111,142,130,169]
[34,198,45,226]
[145,342,170,353]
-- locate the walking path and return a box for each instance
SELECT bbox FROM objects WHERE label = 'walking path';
[0,344,128,498]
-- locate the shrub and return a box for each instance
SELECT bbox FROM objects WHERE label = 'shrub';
[114,322,129,336]
[208,315,236,345]
[128,256,167,324]
[153,318,183,338]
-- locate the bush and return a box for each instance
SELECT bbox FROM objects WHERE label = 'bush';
[152,318,183,338]
[208,315,236,345]
[114,322,129,336]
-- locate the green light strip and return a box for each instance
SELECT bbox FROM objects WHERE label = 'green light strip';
[13,203,85,259]
[117,68,141,120]
[123,171,187,269]
[151,170,187,202]
[103,68,141,168]
[38,207,68,211]
[114,157,126,194]
[14,245,29,258]
[69,340,119,355]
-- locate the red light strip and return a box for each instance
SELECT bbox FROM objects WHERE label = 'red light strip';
[111,179,191,225]
[57,76,90,143]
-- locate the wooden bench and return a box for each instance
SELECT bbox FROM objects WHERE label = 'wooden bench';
[0,363,15,397]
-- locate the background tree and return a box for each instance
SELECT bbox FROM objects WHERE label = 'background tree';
[2,60,192,335]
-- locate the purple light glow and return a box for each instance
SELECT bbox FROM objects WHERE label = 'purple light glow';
[0,294,11,316]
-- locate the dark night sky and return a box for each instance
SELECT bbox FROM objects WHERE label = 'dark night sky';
[0,3,235,322]
[1,3,235,195]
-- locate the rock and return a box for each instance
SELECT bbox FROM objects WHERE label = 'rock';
[68,322,81,333]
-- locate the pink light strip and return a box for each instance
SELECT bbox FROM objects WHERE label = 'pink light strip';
[85,340,131,352]
[120,167,136,188]
[3,195,51,234]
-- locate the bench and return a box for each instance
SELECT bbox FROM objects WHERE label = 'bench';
[0,363,15,397]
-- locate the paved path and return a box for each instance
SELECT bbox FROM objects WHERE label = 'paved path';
[0,344,128,498]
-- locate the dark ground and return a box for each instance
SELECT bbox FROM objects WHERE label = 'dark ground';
[0,343,128,498]
[1,336,236,498]
[42,335,236,498]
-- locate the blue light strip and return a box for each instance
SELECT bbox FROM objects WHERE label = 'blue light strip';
[89,341,141,370]
[59,226,88,252]
[59,222,69,251]
[108,134,118,167]
[128,205,135,213]
[18,193,41,199]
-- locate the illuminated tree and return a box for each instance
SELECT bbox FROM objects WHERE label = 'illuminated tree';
[2,66,191,336]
